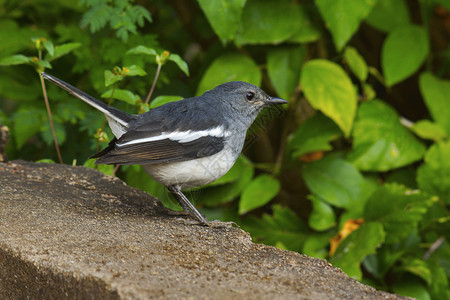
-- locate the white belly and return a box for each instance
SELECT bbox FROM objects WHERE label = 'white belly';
[143,149,238,189]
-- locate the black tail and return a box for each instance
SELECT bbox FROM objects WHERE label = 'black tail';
[41,72,134,127]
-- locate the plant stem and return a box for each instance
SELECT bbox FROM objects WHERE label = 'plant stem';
[40,74,63,164]
[145,63,162,105]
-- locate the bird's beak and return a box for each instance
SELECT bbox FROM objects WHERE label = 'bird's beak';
[267,96,288,105]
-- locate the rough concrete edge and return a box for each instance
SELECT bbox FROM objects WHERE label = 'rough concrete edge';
[0,243,119,300]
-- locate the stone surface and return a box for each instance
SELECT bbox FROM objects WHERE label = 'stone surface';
[0,161,408,299]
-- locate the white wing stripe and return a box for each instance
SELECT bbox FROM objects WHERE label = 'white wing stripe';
[117,126,230,147]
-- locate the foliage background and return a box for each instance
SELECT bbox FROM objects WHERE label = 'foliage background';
[1,0,449,298]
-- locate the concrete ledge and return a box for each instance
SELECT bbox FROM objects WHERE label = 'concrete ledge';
[0,161,407,299]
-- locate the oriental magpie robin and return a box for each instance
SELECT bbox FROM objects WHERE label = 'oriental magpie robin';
[41,72,287,226]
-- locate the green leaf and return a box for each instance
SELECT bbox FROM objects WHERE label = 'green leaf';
[392,279,431,300]
[104,70,123,87]
[347,100,426,171]
[48,42,81,61]
[330,222,385,280]
[364,183,434,244]
[267,45,305,100]
[343,46,368,81]
[126,65,147,76]
[43,40,54,56]
[239,174,280,214]
[12,107,45,148]
[150,95,183,109]
[196,53,261,95]
[126,45,157,57]
[302,155,376,210]
[101,88,140,105]
[417,141,450,204]
[365,0,410,32]
[199,155,254,206]
[0,54,32,66]
[83,159,115,176]
[382,25,429,86]
[300,59,357,136]
[419,72,450,135]
[303,232,335,259]
[411,120,448,141]
[168,53,189,76]
[308,194,336,231]
[40,120,66,146]
[235,0,304,46]
[289,113,342,158]
[287,6,321,43]
[243,204,308,252]
[315,0,378,51]
[197,0,246,43]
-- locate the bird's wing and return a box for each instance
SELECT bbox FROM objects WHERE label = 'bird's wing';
[92,117,230,165]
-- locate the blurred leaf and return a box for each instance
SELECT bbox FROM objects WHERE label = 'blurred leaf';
[330,222,385,280]
[12,107,45,148]
[289,113,342,158]
[243,204,308,252]
[126,65,147,76]
[417,141,450,204]
[287,6,321,43]
[411,120,448,141]
[150,95,183,109]
[300,59,357,136]
[43,40,54,56]
[199,155,254,206]
[302,155,376,210]
[235,0,304,46]
[83,158,115,176]
[239,174,280,214]
[36,158,56,164]
[419,72,450,135]
[40,120,66,146]
[303,232,335,259]
[126,45,157,57]
[168,53,189,76]
[197,0,246,43]
[385,167,417,188]
[382,25,429,86]
[347,100,426,171]
[308,194,336,231]
[48,42,81,61]
[392,280,431,300]
[267,45,305,100]
[196,53,261,95]
[364,183,434,244]
[36,59,52,69]
[365,0,410,32]
[101,88,140,105]
[315,0,378,51]
[399,257,432,285]
[427,257,450,299]
[0,54,32,66]
[343,46,368,81]
[104,70,123,87]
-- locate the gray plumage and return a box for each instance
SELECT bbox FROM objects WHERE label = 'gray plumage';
[41,72,287,225]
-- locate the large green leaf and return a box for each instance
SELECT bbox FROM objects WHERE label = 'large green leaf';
[419,72,450,135]
[315,0,378,51]
[301,155,376,210]
[287,5,321,44]
[239,174,280,214]
[289,113,342,158]
[410,120,448,142]
[308,194,336,231]
[235,0,304,46]
[12,107,45,148]
[364,183,434,244]
[417,141,450,204]
[365,0,410,32]
[267,46,305,100]
[196,53,261,95]
[0,54,32,66]
[330,222,385,280]
[347,100,426,171]
[300,59,357,136]
[382,25,429,86]
[243,204,308,252]
[197,0,246,43]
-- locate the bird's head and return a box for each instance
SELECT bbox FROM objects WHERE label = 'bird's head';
[204,81,287,125]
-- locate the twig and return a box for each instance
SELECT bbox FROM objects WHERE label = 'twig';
[40,74,63,164]
[145,63,162,105]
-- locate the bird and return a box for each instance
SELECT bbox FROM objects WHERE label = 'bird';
[41,72,287,226]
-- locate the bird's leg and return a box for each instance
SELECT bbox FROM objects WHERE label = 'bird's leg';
[168,185,209,224]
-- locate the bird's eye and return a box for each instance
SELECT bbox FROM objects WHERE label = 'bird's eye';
[246,91,255,101]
